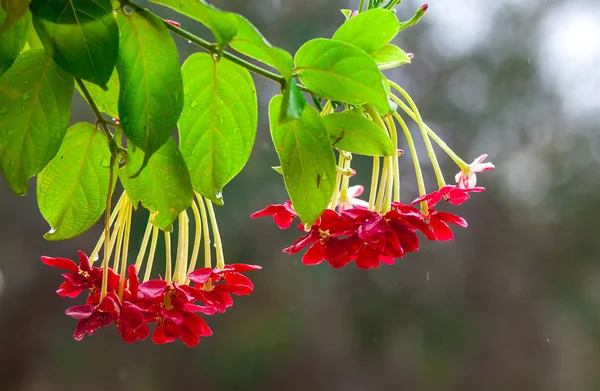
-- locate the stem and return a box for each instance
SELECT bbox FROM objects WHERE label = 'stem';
[359,0,366,12]
[100,157,115,300]
[118,205,131,300]
[143,226,159,282]
[368,157,380,211]
[385,116,400,203]
[375,158,389,213]
[205,199,225,270]
[185,198,203,284]
[389,82,446,188]
[195,193,212,269]
[328,152,344,210]
[75,78,114,142]
[90,192,125,265]
[164,231,172,283]
[393,112,428,214]
[134,219,153,271]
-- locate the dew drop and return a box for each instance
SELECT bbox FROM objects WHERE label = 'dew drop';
[48,227,56,234]
[0,106,7,115]
[9,161,15,167]
[190,100,198,108]
[188,40,192,43]
[183,85,190,95]
[321,171,329,180]
[21,91,32,101]
[100,156,111,167]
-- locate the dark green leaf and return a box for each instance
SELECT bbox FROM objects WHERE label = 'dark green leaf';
[149,0,237,48]
[0,7,29,75]
[323,112,393,156]
[371,44,410,70]
[0,49,73,195]
[295,38,392,114]
[230,15,293,80]
[0,0,28,34]
[179,52,257,205]
[269,95,336,226]
[117,9,184,171]
[332,9,399,53]
[76,68,119,119]
[279,77,305,124]
[119,138,193,231]
[37,123,112,241]
[31,0,118,87]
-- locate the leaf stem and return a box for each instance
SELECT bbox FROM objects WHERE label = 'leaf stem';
[75,78,114,142]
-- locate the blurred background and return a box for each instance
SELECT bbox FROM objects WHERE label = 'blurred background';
[1,0,600,390]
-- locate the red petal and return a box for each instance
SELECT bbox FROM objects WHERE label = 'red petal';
[139,279,168,299]
[187,268,214,284]
[229,263,262,272]
[119,305,145,330]
[355,246,380,269]
[41,256,79,272]
[358,214,387,242]
[302,242,324,265]
[430,219,454,241]
[152,325,172,345]
[434,211,468,228]
[283,230,319,254]
[66,305,94,319]
[250,204,285,218]
[77,251,91,271]
[273,212,295,229]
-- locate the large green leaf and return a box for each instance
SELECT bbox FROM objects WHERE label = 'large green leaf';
[268,95,336,226]
[0,49,73,195]
[323,112,393,156]
[0,7,29,75]
[117,9,184,172]
[0,0,28,34]
[37,123,112,241]
[149,0,237,48]
[332,9,399,53]
[31,0,118,87]
[371,44,411,70]
[279,77,305,124]
[119,138,193,231]
[230,15,293,80]
[179,52,257,205]
[76,68,119,119]
[294,38,392,114]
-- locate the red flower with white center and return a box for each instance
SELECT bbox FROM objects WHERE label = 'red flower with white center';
[412,185,485,208]
[425,209,468,241]
[455,154,495,189]
[188,263,261,313]
[251,201,297,229]
[41,251,120,299]
[336,185,369,212]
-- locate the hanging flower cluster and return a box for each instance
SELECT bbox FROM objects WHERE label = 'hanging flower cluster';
[42,193,260,346]
[253,81,494,269]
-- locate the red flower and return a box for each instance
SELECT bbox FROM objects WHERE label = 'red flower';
[41,251,119,299]
[188,264,261,313]
[412,185,485,207]
[251,201,297,229]
[426,209,468,241]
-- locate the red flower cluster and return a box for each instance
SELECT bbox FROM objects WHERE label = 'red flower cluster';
[42,251,260,347]
[253,185,477,269]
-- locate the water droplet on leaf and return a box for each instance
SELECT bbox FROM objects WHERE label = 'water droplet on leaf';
[21,91,32,101]
[190,100,198,108]
[122,117,129,125]
[0,106,7,115]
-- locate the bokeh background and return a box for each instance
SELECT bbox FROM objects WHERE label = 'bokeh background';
[2,0,600,390]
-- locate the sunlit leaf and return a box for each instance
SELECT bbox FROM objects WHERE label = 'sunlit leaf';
[179,52,257,205]
[37,123,112,241]
[269,95,336,226]
[295,38,392,114]
[0,49,73,195]
[0,7,29,75]
[371,44,410,70]
[31,0,118,87]
[323,112,393,156]
[76,68,119,119]
[119,138,193,231]
[332,9,399,53]
[117,9,184,171]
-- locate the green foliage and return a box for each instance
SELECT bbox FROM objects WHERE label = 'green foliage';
[116,9,184,171]
[0,0,28,34]
[76,69,119,119]
[0,7,29,75]
[332,9,399,53]
[269,95,336,226]
[0,49,73,195]
[323,112,393,156]
[31,0,118,87]
[295,38,392,115]
[37,123,112,240]
[149,0,238,49]
[119,138,193,231]
[279,78,306,124]
[178,52,257,205]
[371,44,411,70]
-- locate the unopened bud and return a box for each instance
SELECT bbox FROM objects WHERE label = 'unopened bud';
[350,10,359,18]
[397,149,405,157]
[407,53,414,60]
[165,19,181,28]
[420,4,429,12]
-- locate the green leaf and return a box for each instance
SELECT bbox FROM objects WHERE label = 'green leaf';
[371,44,410,70]
[0,7,29,75]
[119,138,193,231]
[268,95,336,226]
[37,123,112,241]
[279,77,305,124]
[149,0,237,49]
[31,0,119,87]
[230,15,293,80]
[332,9,399,53]
[76,68,119,119]
[0,49,74,195]
[117,9,184,171]
[0,0,28,34]
[295,38,392,114]
[26,19,44,49]
[179,52,257,205]
[323,112,393,156]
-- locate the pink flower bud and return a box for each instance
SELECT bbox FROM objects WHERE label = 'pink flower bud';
[165,19,181,28]
[350,10,359,18]
[420,4,429,12]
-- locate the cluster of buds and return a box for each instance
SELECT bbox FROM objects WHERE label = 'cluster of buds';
[42,192,260,346]
[253,82,494,269]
